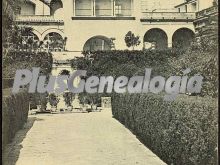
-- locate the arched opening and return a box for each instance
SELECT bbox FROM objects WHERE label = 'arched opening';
[20,1,36,15]
[83,36,112,51]
[21,28,39,50]
[144,28,168,50]
[59,70,70,76]
[50,0,63,15]
[43,32,64,52]
[22,31,39,42]
[172,28,195,50]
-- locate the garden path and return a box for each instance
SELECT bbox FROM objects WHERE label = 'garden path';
[3,110,166,165]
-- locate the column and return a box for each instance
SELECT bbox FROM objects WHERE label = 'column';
[92,0,95,16]
[131,0,133,16]
[112,0,115,16]
[73,0,75,16]
[168,35,172,48]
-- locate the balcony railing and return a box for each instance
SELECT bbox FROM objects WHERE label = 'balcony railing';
[141,12,196,22]
[15,15,64,23]
[196,6,218,18]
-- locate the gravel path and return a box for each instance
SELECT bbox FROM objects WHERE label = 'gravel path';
[3,110,166,165]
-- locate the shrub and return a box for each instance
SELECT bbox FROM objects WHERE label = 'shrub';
[170,37,218,98]
[63,92,74,107]
[3,51,53,78]
[3,51,53,111]
[71,47,217,98]
[2,90,30,151]
[71,49,180,77]
[112,93,218,164]
[49,93,59,107]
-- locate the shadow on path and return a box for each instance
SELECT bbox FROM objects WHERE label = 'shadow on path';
[2,117,40,165]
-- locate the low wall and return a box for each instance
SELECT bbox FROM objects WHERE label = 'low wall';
[112,93,218,164]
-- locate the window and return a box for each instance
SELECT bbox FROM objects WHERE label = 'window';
[115,5,122,15]
[115,0,132,16]
[95,0,112,16]
[178,8,180,13]
[75,0,92,16]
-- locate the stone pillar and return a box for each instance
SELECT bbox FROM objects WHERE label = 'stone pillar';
[92,0,95,16]
[131,0,134,16]
[73,0,75,16]
[168,35,173,48]
[112,0,115,16]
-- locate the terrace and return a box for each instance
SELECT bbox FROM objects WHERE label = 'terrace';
[196,5,218,19]
[15,15,64,25]
[140,12,196,22]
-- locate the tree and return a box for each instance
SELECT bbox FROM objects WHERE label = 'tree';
[125,31,141,50]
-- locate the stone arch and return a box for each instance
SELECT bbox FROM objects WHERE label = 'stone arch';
[43,32,64,52]
[50,0,63,15]
[59,69,70,76]
[31,29,41,41]
[143,28,168,50]
[42,28,65,40]
[172,28,195,50]
[83,35,112,51]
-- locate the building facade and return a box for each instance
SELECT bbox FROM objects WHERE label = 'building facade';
[15,0,201,54]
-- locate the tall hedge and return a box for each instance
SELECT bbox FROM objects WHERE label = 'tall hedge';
[71,48,217,98]
[3,51,53,78]
[71,49,180,78]
[2,90,30,151]
[112,93,218,164]
[3,51,53,111]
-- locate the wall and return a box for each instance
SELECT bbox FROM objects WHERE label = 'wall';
[64,19,195,51]
[198,0,214,11]
[18,0,196,51]
[141,0,182,12]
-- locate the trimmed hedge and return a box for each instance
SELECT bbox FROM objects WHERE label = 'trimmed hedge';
[71,49,180,78]
[2,91,30,151]
[71,48,217,98]
[3,51,53,111]
[112,93,218,165]
[3,51,53,78]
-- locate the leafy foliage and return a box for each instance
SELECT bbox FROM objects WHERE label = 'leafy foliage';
[3,51,53,78]
[63,92,74,107]
[170,31,218,97]
[2,90,30,151]
[124,31,141,50]
[49,93,59,107]
[112,93,218,164]
[3,51,53,111]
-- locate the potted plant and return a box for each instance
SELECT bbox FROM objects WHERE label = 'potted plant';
[49,93,59,112]
[63,92,74,111]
